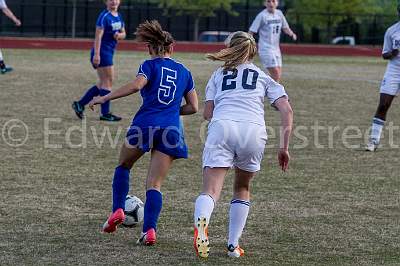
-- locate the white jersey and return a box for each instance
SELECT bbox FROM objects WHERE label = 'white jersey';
[0,0,7,9]
[383,22,400,80]
[205,62,288,126]
[249,9,289,52]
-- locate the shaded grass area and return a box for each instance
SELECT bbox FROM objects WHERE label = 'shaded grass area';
[0,49,399,265]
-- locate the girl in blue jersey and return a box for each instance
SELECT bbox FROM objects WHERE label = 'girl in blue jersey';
[72,0,125,122]
[89,20,198,245]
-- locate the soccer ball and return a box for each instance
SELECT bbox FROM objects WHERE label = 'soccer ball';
[122,195,144,227]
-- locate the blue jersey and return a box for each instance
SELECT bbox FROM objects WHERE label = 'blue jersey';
[131,58,195,129]
[95,9,124,51]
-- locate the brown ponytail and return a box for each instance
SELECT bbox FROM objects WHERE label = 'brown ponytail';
[135,20,175,56]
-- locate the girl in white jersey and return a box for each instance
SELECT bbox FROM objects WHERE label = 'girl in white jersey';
[193,31,293,258]
[0,0,21,74]
[249,0,296,82]
[366,5,400,151]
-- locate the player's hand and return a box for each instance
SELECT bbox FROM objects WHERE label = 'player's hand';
[92,54,100,67]
[15,19,21,27]
[278,148,290,172]
[89,96,106,111]
[114,32,121,41]
[291,33,297,41]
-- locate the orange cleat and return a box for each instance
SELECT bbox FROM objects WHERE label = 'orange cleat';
[227,244,245,257]
[194,216,210,258]
[102,208,125,233]
[137,228,157,246]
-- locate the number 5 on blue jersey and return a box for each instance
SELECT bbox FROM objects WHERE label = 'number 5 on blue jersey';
[159,67,177,105]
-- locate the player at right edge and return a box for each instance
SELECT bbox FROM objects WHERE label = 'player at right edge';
[366,4,400,151]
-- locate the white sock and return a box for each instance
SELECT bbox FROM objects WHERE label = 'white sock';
[0,49,3,61]
[228,199,250,247]
[370,118,385,143]
[194,194,215,224]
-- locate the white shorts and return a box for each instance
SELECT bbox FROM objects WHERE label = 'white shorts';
[202,120,267,173]
[259,49,282,68]
[380,76,400,96]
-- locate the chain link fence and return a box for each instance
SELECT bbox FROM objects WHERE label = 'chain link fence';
[0,0,397,45]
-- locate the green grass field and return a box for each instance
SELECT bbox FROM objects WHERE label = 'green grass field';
[0,49,399,265]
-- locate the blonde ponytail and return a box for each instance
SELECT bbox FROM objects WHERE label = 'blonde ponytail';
[206,31,257,70]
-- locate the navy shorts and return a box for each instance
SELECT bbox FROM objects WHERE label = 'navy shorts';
[90,47,114,69]
[126,126,188,159]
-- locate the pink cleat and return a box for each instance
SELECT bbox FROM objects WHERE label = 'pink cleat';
[102,208,125,233]
[137,228,157,246]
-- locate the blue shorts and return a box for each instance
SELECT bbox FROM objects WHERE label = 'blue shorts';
[126,126,188,159]
[90,47,114,69]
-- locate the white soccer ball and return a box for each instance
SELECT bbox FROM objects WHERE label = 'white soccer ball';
[122,195,144,227]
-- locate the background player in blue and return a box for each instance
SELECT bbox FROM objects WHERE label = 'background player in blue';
[72,0,126,122]
[89,20,198,245]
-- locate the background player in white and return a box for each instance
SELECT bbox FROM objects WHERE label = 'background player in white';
[249,0,296,82]
[0,0,21,74]
[193,31,293,258]
[366,5,400,151]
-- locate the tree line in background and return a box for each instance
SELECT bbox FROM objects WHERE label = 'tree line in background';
[130,0,398,42]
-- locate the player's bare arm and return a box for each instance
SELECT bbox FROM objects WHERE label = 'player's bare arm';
[114,27,126,41]
[180,90,199,115]
[89,75,147,109]
[203,100,214,121]
[282,27,297,41]
[274,96,293,171]
[93,27,104,66]
[1,7,21,26]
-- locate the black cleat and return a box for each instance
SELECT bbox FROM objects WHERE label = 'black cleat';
[1,66,13,74]
[100,113,122,122]
[72,101,84,120]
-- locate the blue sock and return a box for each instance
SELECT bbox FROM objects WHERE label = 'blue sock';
[143,189,163,232]
[112,165,130,212]
[99,88,111,115]
[78,85,99,106]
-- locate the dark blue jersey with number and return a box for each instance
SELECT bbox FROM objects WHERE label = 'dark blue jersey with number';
[131,58,195,129]
[96,9,124,51]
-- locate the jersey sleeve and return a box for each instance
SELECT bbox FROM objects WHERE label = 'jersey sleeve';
[184,71,196,95]
[382,28,393,54]
[96,11,108,28]
[265,76,288,105]
[280,11,289,30]
[137,61,152,80]
[0,0,7,9]
[205,71,218,101]
[249,12,263,33]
